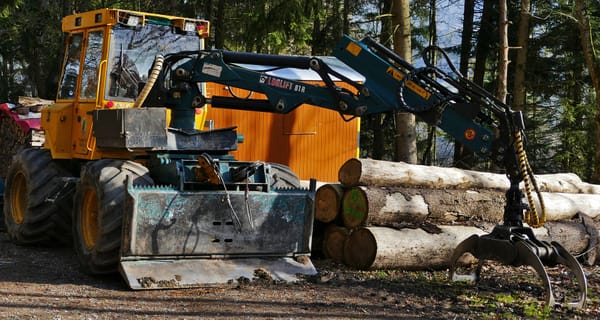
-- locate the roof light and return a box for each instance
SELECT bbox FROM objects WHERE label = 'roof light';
[126,15,140,26]
[173,19,210,38]
[196,21,210,38]
[184,21,196,32]
[118,12,142,27]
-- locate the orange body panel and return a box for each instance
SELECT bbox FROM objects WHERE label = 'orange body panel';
[205,82,359,182]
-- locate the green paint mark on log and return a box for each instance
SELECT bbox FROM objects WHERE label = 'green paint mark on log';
[343,188,366,226]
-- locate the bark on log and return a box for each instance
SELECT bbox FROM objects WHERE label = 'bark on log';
[340,186,600,229]
[322,224,349,263]
[343,226,486,270]
[541,219,598,265]
[315,184,345,223]
[341,186,431,229]
[343,222,598,270]
[338,158,600,194]
[18,96,53,107]
[17,96,53,113]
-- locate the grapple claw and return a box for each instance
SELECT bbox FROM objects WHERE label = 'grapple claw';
[550,241,588,309]
[449,225,588,308]
[449,235,482,282]
[514,241,555,306]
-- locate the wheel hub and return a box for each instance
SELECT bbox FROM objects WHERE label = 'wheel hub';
[81,188,100,249]
[9,171,28,224]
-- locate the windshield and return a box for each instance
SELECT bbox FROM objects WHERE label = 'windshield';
[106,24,202,101]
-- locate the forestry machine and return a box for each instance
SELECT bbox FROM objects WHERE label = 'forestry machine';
[1,8,586,307]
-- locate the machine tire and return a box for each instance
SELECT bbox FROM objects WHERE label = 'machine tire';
[268,162,301,189]
[72,160,153,275]
[3,148,73,245]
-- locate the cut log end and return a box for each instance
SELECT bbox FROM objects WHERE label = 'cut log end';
[322,225,350,263]
[315,184,344,223]
[343,228,377,270]
[342,187,368,229]
[338,158,362,187]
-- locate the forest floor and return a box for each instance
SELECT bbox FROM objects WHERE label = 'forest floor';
[0,231,598,319]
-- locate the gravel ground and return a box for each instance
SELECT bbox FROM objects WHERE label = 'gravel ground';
[0,231,598,319]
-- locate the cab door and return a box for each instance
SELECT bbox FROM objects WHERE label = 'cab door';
[72,29,105,157]
[43,32,84,159]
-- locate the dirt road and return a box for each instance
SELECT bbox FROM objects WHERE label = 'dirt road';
[0,231,598,319]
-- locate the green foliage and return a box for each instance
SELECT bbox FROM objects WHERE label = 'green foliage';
[0,0,600,177]
[554,98,595,179]
[231,0,313,54]
[518,1,599,179]
[0,0,22,18]
[0,0,64,100]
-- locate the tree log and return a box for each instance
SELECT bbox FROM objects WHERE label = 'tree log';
[343,222,598,270]
[322,224,349,263]
[18,96,53,107]
[340,186,600,229]
[338,158,600,194]
[343,226,486,270]
[541,218,599,266]
[315,184,345,223]
[341,186,431,229]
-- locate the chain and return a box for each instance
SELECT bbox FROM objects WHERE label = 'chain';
[515,130,546,227]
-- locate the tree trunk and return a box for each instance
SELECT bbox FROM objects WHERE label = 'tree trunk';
[369,0,393,160]
[338,158,598,194]
[473,0,494,86]
[343,0,350,35]
[511,0,531,112]
[392,0,417,164]
[459,0,475,76]
[575,0,600,183]
[343,226,485,270]
[341,185,600,229]
[342,221,598,270]
[421,0,437,166]
[214,0,226,49]
[454,0,476,169]
[496,0,509,103]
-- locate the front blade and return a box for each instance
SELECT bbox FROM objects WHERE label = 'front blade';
[122,185,314,256]
[120,182,316,289]
[120,257,317,290]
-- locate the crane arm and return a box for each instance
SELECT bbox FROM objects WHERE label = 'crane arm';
[147,36,512,169]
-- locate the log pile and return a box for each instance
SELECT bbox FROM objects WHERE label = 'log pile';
[0,97,51,177]
[314,158,600,270]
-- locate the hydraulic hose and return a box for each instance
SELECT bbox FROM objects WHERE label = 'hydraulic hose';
[133,55,164,108]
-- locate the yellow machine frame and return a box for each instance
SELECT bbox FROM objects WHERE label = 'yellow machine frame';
[42,8,210,160]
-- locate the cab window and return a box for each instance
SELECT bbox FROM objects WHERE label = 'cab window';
[106,24,202,102]
[59,33,83,99]
[80,30,104,99]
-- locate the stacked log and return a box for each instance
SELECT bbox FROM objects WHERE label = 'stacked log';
[340,186,600,227]
[322,225,349,263]
[315,184,345,223]
[314,158,600,270]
